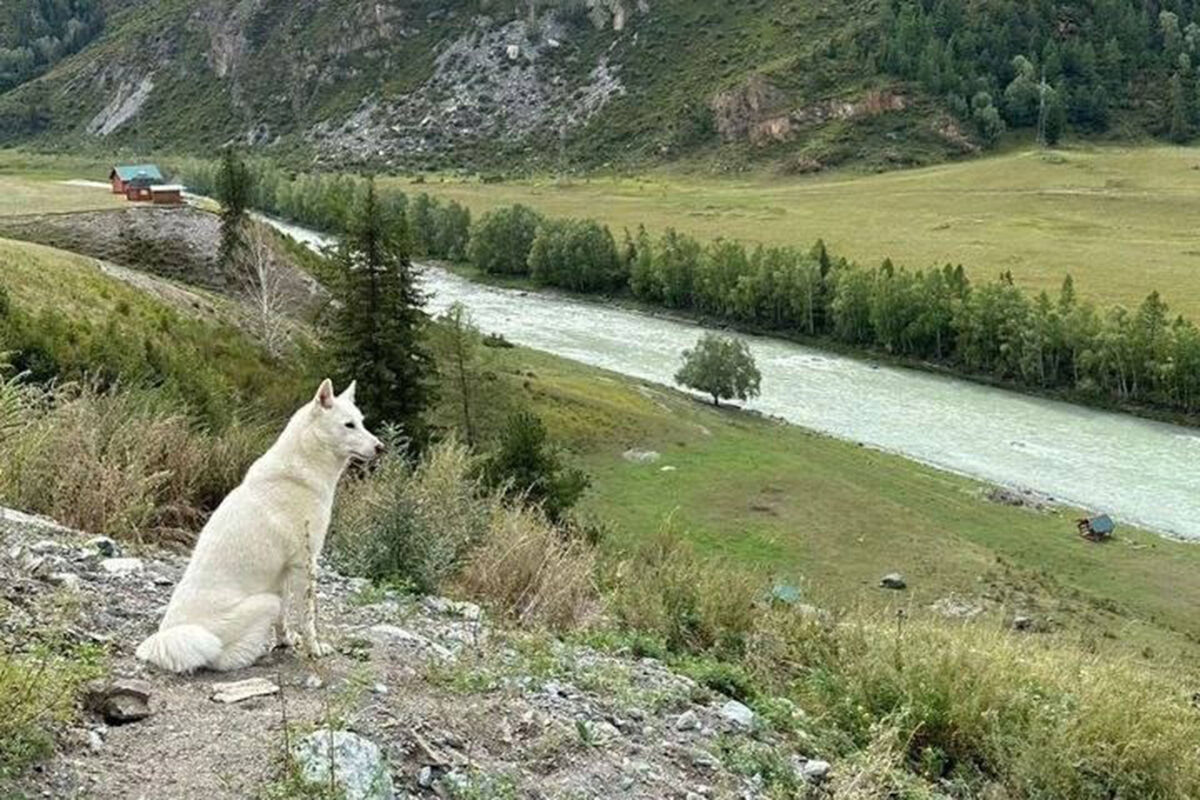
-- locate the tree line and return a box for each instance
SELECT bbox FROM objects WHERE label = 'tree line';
[182,159,1200,416]
[878,0,1200,144]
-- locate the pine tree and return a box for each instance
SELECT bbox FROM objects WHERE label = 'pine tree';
[1168,71,1190,142]
[328,177,434,448]
[215,147,252,270]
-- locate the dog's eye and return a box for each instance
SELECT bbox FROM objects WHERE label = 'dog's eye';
[344,421,356,429]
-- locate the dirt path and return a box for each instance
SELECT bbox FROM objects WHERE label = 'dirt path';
[2,510,822,799]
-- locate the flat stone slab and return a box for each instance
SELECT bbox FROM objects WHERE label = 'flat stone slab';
[210,677,280,704]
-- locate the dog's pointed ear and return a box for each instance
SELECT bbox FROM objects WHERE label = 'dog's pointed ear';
[314,378,335,410]
[339,380,357,404]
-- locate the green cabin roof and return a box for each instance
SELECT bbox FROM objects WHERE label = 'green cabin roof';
[111,164,164,182]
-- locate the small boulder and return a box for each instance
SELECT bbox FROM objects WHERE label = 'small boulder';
[879,573,906,590]
[718,699,755,729]
[101,557,144,576]
[47,572,82,591]
[86,678,152,725]
[1012,615,1034,631]
[802,759,832,783]
[674,710,699,731]
[87,536,119,558]
[292,729,395,800]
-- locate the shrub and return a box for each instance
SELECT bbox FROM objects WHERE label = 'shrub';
[467,205,544,275]
[479,410,589,522]
[329,437,491,592]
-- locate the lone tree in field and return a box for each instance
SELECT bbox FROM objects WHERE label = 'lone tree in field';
[215,147,252,270]
[674,333,761,406]
[329,177,434,448]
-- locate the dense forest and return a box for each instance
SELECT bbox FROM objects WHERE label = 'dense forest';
[0,0,102,93]
[880,0,1200,142]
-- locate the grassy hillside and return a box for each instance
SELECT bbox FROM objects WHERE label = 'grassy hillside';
[480,344,1200,665]
[408,144,1200,319]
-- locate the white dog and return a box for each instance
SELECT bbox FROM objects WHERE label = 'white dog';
[136,379,383,673]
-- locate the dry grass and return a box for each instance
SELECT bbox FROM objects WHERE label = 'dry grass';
[455,504,598,631]
[0,384,270,542]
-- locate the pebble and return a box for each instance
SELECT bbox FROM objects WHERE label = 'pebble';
[304,674,324,690]
[674,710,699,731]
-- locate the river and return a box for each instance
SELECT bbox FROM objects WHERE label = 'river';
[259,214,1200,541]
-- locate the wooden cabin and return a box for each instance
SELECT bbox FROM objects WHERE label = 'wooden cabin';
[110,164,164,196]
[150,184,184,205]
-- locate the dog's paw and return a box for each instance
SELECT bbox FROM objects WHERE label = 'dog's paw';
[304,639,335,658]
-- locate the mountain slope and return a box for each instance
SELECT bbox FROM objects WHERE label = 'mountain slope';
[0,1,1193,173]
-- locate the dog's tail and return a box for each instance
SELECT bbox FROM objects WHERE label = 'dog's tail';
[136,624,223,674]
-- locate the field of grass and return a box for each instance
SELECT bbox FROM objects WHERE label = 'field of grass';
[472,344,1200,666]
[406,144,1200,319]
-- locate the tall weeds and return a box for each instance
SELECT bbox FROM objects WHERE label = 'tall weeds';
[0,384,271,542]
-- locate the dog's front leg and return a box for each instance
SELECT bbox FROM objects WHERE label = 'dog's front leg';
[274,570,302,649]
[291,557,333,658]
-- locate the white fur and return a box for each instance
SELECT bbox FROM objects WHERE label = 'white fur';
[136,379,382,673]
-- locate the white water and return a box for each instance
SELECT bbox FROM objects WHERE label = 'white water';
[252,214,1200,541]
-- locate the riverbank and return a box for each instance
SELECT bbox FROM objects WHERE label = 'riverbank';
[434,259,1200,430]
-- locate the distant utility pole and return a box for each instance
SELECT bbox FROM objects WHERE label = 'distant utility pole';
[1036,68,1049,147]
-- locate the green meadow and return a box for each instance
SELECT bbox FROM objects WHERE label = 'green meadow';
[406,145,1200,320]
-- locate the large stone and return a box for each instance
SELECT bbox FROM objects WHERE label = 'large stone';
[879,572,906,590]
[802,759,832,783]
[368,624,453,660]
[211,677,280,704]
[86,678,152,724]
[292,729,395,800]
[718,699,755,729]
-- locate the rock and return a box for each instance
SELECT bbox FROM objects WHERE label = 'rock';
[101,557,144,576]
[931,596,982,620]
[86,536,119,558]
[622,449,660,464]
[211,677,280,704]
[506,44,520,60]
[674,710,699,731]
[879,572,907,590]
[368,624,453,660]
[29,539,67,555]
[372,682,388,695]
[47,572,81,591]
[1013,615,1034,631]
[417,765,435,788]
[86,678,152,724]
[422,596,482,621]
[802,759,831,783]
[304,674,324,690]
[292,729,394,800]
[87,729,105,752]
[718,699,755,729]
